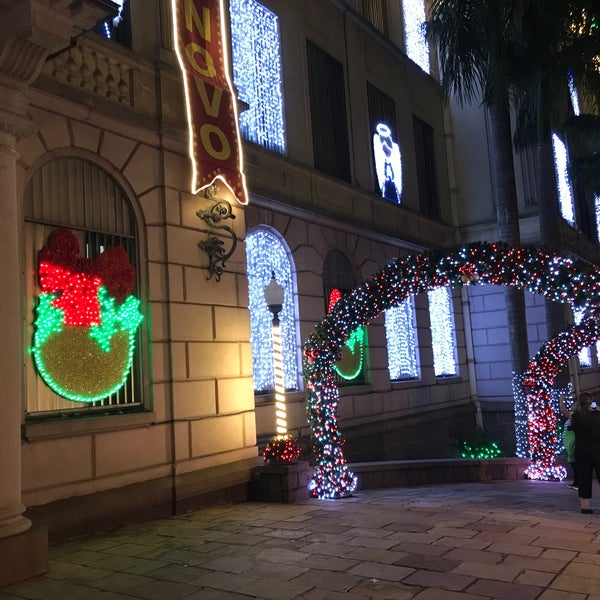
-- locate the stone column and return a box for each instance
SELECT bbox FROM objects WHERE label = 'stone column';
[0,82,49,588]
[0,2,119,586]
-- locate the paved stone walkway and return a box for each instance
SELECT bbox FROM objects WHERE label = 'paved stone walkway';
[2,480,600,599]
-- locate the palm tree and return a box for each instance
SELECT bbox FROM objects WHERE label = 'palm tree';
[426,0,531,381]
[510,1,600,380]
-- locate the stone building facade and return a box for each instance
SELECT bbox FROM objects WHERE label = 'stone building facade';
[1,0,599,587]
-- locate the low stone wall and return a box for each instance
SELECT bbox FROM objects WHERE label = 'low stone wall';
[350,457,532,491]
[249,461,310,502]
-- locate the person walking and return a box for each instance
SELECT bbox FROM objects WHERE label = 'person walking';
[571,392,600,514]
[560,395,579,489]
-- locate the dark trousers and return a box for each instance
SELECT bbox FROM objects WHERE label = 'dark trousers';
[576,456,600,499]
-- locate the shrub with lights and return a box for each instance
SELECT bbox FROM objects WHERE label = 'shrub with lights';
[262,435,302,464]
[32,228,144,402]
[303,242,600,499]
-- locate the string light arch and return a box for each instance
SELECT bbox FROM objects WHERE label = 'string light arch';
[303,241,600,499]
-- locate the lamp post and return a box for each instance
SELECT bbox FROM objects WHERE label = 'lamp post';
[264,272,287,437]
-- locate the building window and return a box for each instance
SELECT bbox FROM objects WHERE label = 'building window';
[573,307,592,368]
[413,115,439,219]
[229,0,286,153]
[93,0,131,47]
[359,0,388,36]
[24,157,144,416]
[427,286,457,377]
[246,228,299,393]
[306,41,351,182]
[552,133,576,226]
[385,297,419,380]
[402,0,429,72]
[323,250,367,384]
[368,83,402,204]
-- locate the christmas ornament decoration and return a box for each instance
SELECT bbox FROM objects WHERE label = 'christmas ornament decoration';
[262,435,302,464]
[304,242,600,498]
[32,228,143,402]
[328,289,365,380]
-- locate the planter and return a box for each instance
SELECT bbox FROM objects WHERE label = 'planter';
[249,461,311,503]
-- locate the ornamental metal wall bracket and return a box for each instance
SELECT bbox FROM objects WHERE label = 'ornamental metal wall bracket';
[196,185,237,282]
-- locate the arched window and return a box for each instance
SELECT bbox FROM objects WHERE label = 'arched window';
[229,0,285,153]
[385,297,419,380]
[246,228,299,392]
[323,250,368,384]
[427,286,457,377]
[24,157,145,415]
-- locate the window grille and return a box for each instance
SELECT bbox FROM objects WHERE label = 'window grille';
[368,82,402,203]
[413,115,440,219]
[306,41,351,182]
[359,0,388,36]
[24,157,143,416]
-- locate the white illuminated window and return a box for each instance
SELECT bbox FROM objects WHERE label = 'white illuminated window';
[246,228,299,392]
[229,0,286,153]
[427,286,457,377]
[403,0,430,73]
[573,307,592,368]
[595,195,600,244]
[552,133,575,226]
[373,122,402,204]
[568,71,581,116]
[385,297,418,380]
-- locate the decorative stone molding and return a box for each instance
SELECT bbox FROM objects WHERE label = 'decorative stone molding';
[46,39,132,105]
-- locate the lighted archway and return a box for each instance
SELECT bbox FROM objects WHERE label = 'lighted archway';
[303,242,600,499]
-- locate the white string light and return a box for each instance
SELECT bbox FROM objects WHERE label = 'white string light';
[229,0,286,153]
[427,286,457,377]
[385,297,418,379]
[246,229,299,392]
[402,0,430,73]
[552,133,576,226]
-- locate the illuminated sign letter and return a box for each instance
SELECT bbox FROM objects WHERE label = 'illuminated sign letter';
[172,0,248,204]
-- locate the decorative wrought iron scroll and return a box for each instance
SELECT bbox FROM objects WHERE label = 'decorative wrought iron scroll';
[196,188,237,281]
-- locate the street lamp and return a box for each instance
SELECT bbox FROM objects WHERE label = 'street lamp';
[264,272,287,436]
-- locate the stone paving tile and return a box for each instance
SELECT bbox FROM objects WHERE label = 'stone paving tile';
[486,541,544,557]
[298,588,371,600]
[431,536,491,550]
[347,580,417,599]
[8,481,600,599]
[291,568,363,592]
[85,572,156,592]
[348,560,415,582]
[126,579,200,600]
[142,563,210,583]
[443,547,504,565]
[551,573,600,595]
[403,568,475,591]
[500,553,569,573]
[236,577,313,600]
[299,554,360,572]
[451,560,526,582]
[515,569,557,587]
[390,541,451,556]
[393,553,462,572]
[536,590,588,599]
[465,577,544,599]
[411,589,488,599]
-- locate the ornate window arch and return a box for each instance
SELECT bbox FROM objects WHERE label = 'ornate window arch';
[24,156,146,415]
[246,227,299,392]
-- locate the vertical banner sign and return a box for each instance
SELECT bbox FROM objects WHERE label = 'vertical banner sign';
[172,0,248,204]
